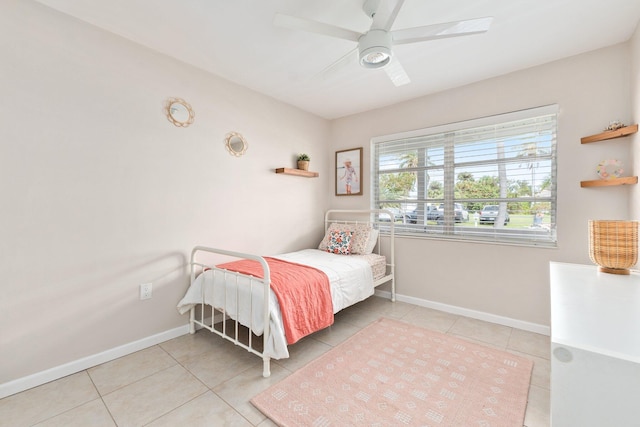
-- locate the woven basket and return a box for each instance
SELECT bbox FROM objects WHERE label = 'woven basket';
[588,220,638,275]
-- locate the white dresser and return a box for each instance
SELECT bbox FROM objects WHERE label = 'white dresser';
[550,262,640,427]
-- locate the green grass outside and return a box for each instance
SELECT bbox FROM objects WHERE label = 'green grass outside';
[413,214,551,228]
[505,214,550,228]
[478,214,550,228]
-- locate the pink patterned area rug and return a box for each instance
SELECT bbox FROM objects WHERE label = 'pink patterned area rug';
[251,317,533,426]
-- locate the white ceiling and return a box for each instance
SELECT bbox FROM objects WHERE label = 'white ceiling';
[34,0,640,120]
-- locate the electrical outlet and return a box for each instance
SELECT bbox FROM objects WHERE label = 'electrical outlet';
[140,283,152,300]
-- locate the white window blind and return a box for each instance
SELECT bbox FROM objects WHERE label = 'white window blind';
[372,105,558,246]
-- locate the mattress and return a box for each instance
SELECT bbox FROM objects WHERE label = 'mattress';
[351,253,387,280]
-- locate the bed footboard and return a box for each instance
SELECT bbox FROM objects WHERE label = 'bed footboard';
[188,246,272,378]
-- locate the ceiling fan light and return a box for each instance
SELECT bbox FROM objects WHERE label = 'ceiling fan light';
[358,29,392,69]
[360,47,391,68]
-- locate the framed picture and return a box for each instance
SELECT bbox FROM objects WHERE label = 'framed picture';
[335,147,363,196]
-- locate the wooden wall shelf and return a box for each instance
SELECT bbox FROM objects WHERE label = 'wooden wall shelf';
[580,176,638,187]
[275,168,319,178]
[581,124,638,144]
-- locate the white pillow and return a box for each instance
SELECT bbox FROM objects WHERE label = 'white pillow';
[363,228,379,254]
[318,223,372,254]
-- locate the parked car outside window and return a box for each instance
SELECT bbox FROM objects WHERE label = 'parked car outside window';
[435,203,469,223]
[379,208,404,222]
[405,205,439,223]
[479,205,510,225]
[427,205,440,221]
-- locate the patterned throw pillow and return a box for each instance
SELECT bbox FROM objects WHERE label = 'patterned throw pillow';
[326,230,353,255]
[318,223,372,254]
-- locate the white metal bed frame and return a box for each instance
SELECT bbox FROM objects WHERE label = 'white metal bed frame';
[186,209,395,377]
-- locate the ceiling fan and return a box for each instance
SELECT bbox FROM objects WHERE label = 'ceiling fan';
[273,0,492,86]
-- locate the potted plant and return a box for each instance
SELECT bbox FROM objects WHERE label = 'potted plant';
[297,153,310,171]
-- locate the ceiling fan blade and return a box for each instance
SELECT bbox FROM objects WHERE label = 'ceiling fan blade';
[384,57,410,86]
[273,13,361,42]
[371,0,405,31]
[391,17,493,45]
[310,47,359,82]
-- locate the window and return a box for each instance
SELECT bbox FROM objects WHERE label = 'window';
[372,105,557,246]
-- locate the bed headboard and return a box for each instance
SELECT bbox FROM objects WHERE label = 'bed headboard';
[324,209,395,298]
[324,209,394,231]
[324,209,395,256]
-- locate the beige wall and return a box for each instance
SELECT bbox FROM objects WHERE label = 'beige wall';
[330,43,635,328]
[0,0,331,385]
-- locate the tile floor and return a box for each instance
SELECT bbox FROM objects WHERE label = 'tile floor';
[0,296,550,426]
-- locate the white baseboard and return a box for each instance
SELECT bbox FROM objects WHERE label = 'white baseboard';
[375,289,550,336]
[0,324,190,399]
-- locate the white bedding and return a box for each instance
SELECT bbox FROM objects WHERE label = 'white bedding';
[176,249,375,359]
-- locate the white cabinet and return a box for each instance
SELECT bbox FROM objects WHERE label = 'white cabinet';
[550,262,640,427]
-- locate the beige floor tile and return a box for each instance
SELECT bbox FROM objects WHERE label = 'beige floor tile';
[147,391,251,427]
[399,305,460,333]
[334,296,414,328]
[352,295,416,318]
[448,316,513,348]
[524,384,550,427]
[179,340,257,389]
[272,336,331,373]
[333,307,380,328]
[88,345,176,395]
[256,418,278,427]
[159,329,222,363]
[0,372,98,427]
[33,398,115,427]
[508,328,551,360]
[309,319,360,347]
[213,364,291,425]
[102,364,208,427]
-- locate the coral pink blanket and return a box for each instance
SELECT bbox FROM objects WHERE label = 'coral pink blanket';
[217,257,333,344]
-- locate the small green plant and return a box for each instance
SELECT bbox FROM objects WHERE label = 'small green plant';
[297,153,310,161]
